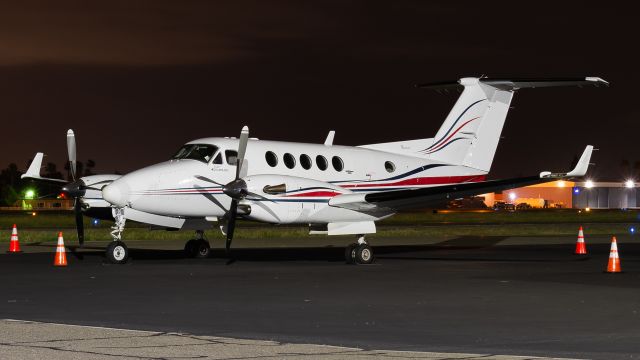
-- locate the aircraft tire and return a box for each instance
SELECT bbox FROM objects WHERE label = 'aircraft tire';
[354,244,374,265]
[106,241,129,264]
[345,243,358,264]
[184,239,198,258]
[195,239,211,258]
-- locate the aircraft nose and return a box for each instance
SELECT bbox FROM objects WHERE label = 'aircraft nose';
[102,180,130,207]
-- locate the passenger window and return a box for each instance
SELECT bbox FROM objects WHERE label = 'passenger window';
[265,151,278,167]
[225,150,238,165]
[332,156,344,172]
[300,154,312,170]
[316,155,328,171]
[385,161,395,173]
[283,153,296,169]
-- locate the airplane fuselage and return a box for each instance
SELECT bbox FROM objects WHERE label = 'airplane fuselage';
[103,137,486,227]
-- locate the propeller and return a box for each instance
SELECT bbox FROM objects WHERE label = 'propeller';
[221,126,250,255]
[63,129,84,246]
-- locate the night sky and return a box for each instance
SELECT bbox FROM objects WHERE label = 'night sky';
[0,1,636,180]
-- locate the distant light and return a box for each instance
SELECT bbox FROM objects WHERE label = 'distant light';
[509,192,516,201]
[626,180,635,189]
[585,207,591,212]
[31,212,37,216]
[24,189,36,199]
[557,180,565,188]
[92,219,99,225]
[573,187,580,194]
[585,180,595,189]
[630,227,636,234]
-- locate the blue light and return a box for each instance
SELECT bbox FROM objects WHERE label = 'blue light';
[573,187,580,194]
[630,227,635,234]
[92,219,99,225]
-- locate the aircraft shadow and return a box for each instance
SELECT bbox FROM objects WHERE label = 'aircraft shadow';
[20,236,594,263]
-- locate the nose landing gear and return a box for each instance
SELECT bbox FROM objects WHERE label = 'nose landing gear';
[345,235,374,265]
[106,207,129,264]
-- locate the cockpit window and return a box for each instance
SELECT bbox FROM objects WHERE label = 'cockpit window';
[225,150,238,165]
[172,144,218,163]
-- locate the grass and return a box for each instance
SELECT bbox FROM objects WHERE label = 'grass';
[2,209,638,243]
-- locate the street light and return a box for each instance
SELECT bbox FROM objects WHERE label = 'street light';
[625,180,635,189]
[585,180,594,189]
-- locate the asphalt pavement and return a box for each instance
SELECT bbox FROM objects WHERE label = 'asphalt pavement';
[1,235,639,359]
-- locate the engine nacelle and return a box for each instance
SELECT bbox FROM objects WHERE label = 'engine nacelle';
[241,175,352,224]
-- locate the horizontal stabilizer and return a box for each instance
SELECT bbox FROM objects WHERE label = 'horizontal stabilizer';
[418,77,609,91]
[21,152,67,184]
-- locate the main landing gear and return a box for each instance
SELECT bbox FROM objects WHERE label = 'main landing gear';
[184,230,211,258]
[345,235,374,265]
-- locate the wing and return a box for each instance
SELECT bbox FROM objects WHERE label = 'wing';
[329,145,593,212]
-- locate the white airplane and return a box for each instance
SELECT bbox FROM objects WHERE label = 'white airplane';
[54,77,613,264]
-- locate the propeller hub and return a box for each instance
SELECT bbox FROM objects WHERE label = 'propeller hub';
[61,179,86,198]
[222,179,248,199]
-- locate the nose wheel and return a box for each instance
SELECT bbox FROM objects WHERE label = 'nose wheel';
[106,240,129,264]
[345,235,375,265]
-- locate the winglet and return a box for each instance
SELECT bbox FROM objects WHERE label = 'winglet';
[22,152,44,179]
[540,145,594,179]
[324,131,335,146]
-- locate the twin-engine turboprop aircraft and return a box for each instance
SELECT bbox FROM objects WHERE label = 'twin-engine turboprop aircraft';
[95,76,607,264]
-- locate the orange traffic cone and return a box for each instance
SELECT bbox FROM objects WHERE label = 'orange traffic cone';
[54,232,67,267]
[575,226,587,254]
[8,224,21,253]
[606,236,621,273]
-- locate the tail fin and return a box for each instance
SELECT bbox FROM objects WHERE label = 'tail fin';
[421,77,511,172]
[361,77,607,173]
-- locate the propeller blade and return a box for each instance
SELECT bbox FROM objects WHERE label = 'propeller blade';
[67,129,77,181]
[235,126,249,180]
[74,199,85,246]
[225,199,238,255]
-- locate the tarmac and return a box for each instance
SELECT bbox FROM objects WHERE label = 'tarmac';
[1,235,639,359]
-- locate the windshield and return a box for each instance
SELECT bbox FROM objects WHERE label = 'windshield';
[172,144,218,163]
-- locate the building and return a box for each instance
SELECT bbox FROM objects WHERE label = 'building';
[482,180,637,209]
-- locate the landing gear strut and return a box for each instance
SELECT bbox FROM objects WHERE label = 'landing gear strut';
[184,230,211,258]
[106,207,129,264]
[345,235,374,265]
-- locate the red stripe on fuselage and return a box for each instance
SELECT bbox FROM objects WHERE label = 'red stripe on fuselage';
[339,175,486,188]
[286,191,343,198]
